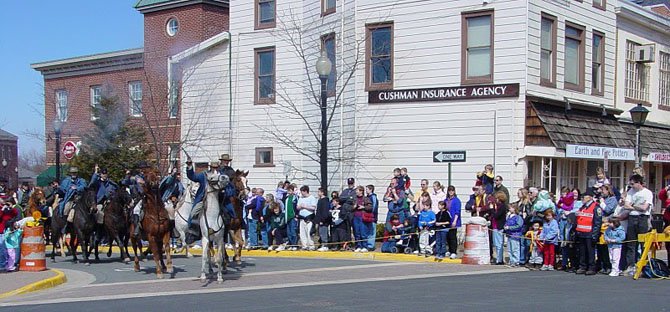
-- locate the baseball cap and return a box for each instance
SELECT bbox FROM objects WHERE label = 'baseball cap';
[347,178,355,185]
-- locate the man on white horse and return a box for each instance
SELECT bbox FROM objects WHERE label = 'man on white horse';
[218,153,237,223]
[159,167,184,239]
[185,158,226,242]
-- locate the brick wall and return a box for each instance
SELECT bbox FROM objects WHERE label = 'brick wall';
[43,2,229,171]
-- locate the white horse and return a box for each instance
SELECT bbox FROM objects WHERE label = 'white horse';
[199,169,227,284]
[174,183,197,258]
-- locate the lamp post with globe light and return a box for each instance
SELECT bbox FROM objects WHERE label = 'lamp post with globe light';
[629,103,649,168]
[315,49,332,192]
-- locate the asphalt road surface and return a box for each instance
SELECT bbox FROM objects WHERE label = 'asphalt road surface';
[1,252,667,312]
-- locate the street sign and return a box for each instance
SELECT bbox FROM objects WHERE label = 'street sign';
[433,151,466,163]
[62,141,78,160]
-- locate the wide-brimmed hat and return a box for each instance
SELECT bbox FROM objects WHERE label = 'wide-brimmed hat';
[100,168,108,174]
[209,161,220,168]
[68,167,79,174]
[219,154,233,161]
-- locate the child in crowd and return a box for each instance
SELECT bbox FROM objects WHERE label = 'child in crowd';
[476,164,495,195]
[267,202,286,251]
[592,167,611,196]
[393,168,404,191]
[4,222,22,272]
[525,221,544,269]
[596,218,612,275]
[539,210,559,271]
[329,198,348,251]
[557,186,575,218]
[560,213,578,272]
[434,201,451,260]
[604,218,626,277]
[417,192,435,256]
[504,205,524,267]
[381,214,405,253]
[401,168,411,191]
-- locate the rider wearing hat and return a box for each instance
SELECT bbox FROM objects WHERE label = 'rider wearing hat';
[218,154,237,220]
[122,161,151,237]
[58,167,87,234]
[88,165,119,223]
[159,167,185,238]
[185,159,219,240]
[218,154,235,178]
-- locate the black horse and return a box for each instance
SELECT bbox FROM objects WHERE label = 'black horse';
[101,191,132,262]
[51,196,74,261]
[70,188,97,264]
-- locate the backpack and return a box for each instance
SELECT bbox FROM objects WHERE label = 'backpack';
[642,258,670,279]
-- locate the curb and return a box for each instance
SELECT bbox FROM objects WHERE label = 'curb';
[100,245,462,264]
[0,269,67,300]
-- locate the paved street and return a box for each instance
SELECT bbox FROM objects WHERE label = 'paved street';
[1,251,667,312]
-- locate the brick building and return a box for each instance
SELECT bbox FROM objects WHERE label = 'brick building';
[31,0,229,172]
[0,129,19,190]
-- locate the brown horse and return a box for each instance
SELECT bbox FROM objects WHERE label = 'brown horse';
[129,169,173,279]
[226,170,248,265]
[102,191,132,263]
[27,187,46,216]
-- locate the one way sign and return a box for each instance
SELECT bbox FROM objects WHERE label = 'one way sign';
[433,151,467,163]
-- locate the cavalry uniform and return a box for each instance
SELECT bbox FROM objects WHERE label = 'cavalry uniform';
[159,171,184,238]
[89,169,118,224]
[574,198,602,275]
[185,162,215,236]
[58,167,87,233]
[218,154,236,220]
[122,161,150,237]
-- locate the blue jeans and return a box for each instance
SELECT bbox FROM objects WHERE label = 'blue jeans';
[492,229,504,264]
[260,221,269,248]
[520,238,529,264]
[508,237,521,265]
[0,233,6,271]
[435,230,447,257]
[248,219,259,247]
[366,223,376,250]
[287,218,298,246]
[353,216,367,249]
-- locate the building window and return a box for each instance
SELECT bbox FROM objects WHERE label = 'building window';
[593,0,606,10]
[90,85,102,120]
[591,32,605,96]
[540,14,556,87]
[660,52,670,107]
[255,0,276,30]
[168,144,179,166]
[129,81,143,117]
[166,18,179,37]
[255,47,275,104]
[169,78,179,118]
[56,90,68,122]
[462,11,494,85]
[365,22,393,91]
[254,147,274,167]
[625,40,650,103]
[322,33,337,97]
[564,23,585,92]
[322,0,336,16]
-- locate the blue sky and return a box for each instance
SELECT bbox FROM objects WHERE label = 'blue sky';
[0,0,143,155]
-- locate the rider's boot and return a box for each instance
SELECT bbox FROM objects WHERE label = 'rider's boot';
[170,220,180,238]
[132,214,141,237]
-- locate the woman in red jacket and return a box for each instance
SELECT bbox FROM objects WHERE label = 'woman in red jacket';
[0,198,19,271]
[659,185,670,263]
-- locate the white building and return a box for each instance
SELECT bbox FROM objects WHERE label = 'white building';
[173,0,669,215]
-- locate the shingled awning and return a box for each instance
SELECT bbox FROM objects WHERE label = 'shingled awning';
[621,120,670,157]
[526,101,634,150]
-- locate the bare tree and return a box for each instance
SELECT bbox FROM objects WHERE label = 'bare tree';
[18,149,46,174]
[254,9,384,187]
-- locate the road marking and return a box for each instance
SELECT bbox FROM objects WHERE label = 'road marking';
[0,268,524,307]
[86,262,416,287]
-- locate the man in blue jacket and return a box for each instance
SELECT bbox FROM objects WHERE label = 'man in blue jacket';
[122,161,150,238]
[159,167,185,238]
[88,165,118,224]
[185,159,221,241]
[58,167,87,234]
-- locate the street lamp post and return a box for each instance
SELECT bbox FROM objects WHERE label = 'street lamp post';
[54,119,63,183]
[315,49,332,192]
[629,103,649,168]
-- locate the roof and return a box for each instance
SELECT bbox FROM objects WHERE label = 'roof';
[530,102,634,150]
[632,0,670,7]
[31,48,144,71]
[620,120,670,156]
[170,31,230,64]
[135,0,228,13]
[0,129,18,141]
[31,48,144,80]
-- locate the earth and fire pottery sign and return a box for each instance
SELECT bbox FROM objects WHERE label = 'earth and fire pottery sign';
[368,83,520,104]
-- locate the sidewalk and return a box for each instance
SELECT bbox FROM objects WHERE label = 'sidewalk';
[0,269,67,300]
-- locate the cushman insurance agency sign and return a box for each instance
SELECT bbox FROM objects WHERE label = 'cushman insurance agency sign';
[368,83,519,104]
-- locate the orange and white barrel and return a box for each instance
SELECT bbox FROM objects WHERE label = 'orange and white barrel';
[19,225,47,271]
[461,217,490,265]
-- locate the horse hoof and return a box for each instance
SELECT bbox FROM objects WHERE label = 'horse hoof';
[157,274,164,279]
[186,253,193,258]
[217,279,223,284]
[124,258,131,264]
[167,267,174,274]
[200,277,207,283]
[84,262,90,266]
[236,261,242,266]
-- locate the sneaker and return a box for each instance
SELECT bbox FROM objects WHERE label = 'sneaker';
[354,248,361,252]
[291,247,298,251]
[547,266,555,271]
[318,246,329,252]
[225,243,233,249]
[540,265,548,271]
[412,250,419,255]
[360,248,368,253]
[585,270,597,275]
[450,253,457,259]
[623,266,635,275]
[308,246,316,251]
[609,270,620,277]
[445,252,451,257]
[575,268,586,274]
[267,246,274,251]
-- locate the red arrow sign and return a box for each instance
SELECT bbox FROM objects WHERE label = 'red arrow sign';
[62,141,77,160]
